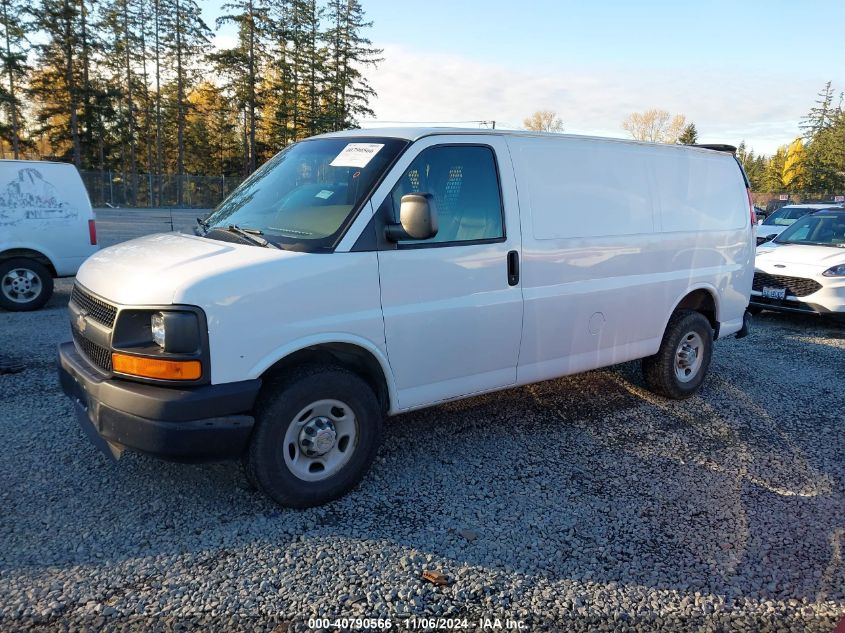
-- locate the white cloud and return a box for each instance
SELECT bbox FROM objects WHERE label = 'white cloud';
[368,45,820,155]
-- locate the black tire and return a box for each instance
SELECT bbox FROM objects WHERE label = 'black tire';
[0,258,54,312]
[747,306,763,316]
[245,365,382,508]
[641,310,713,400]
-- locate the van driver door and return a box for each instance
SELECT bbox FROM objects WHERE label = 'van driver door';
[367,135,523,411]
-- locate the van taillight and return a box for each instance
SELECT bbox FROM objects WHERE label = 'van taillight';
[88,219,97,245]
[747,189,756,226]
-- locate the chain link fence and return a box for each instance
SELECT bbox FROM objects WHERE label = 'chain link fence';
[42,167,845,212]
[79,171,244,209]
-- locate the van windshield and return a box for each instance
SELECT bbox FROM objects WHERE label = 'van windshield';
[201,137,407,251]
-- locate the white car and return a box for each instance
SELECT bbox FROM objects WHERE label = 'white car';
[752,208,845,319]
[57,129,755,507]
[756,203,843,245]
[0,160,98,311]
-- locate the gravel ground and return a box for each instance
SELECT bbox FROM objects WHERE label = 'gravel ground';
[1,217,844,631]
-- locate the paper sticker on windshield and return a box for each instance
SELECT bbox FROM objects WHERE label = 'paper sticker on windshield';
[330,143,384,168]
[315,190,334,200]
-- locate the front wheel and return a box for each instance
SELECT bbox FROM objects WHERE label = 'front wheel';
[245,365,383,508]
[0,258,54,312]
[641,310,713,399]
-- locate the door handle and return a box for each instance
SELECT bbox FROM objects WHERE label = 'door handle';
[507,250,520,286]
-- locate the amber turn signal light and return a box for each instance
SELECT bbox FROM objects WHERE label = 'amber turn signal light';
[112,353,201,380]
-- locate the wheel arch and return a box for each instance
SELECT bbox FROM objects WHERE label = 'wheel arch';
[252,336,396,414]
[668,285,720,332]
[0,247,58,277]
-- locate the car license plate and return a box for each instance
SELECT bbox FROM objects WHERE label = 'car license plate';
[762,286,786,300]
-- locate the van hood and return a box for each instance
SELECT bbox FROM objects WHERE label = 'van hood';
[76,232,304,305]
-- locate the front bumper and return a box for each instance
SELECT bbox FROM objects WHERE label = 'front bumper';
[58,342,261,461]
[749,285,845,318]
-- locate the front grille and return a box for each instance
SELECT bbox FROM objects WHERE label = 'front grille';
[71,284,117,327]
[752,272,822,298]
[72,328,113,372]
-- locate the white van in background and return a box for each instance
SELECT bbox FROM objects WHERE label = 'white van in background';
[58,129,755,507]
[0,160,98,311]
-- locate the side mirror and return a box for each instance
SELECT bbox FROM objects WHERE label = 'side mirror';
[385,193,438,241]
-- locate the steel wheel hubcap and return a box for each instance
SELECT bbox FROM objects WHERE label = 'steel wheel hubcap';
[675,331,704,383]
[2,268,42,303]
[283,399,358,482]
[299,417,337,457]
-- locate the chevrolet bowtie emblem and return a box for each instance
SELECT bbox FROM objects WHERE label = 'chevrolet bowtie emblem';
[76,309,88,333]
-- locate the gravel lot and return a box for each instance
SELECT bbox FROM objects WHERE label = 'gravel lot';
[1,214,844,631]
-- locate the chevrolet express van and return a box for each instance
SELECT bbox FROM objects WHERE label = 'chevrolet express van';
[0,160,98,311]
[58,130,754,507]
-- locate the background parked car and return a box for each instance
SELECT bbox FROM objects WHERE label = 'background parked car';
[755,203,843,245]
[751,208,845,320]
[0,160,97,311]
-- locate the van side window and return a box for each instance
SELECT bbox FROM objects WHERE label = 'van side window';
[390,145,504,245]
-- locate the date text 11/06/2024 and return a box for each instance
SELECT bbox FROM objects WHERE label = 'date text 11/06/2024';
[306,617,528,630]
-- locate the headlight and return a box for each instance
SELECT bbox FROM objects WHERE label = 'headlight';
[822,264,845,277]
[148,311,201,353]
[151,312,166,348]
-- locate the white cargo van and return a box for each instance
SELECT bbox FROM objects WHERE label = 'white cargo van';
[58,130,754,507]
[0,160,98,311]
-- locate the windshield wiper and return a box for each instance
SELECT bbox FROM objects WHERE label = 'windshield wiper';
[223,224,280,249]
[775,240,841,248]
[195,216,209,235]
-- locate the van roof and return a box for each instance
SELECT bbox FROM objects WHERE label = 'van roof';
[0,158,72,166]
[312,127,735,155]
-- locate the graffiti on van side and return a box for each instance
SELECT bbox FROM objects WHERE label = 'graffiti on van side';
[0,168,79,226]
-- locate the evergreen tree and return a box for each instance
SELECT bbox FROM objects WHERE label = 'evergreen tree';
[801,83,845,193]
[764,145,787,192]
[101,0,150,202]
[209,0,271,174]
[158,0,210,201]
[286,0,324,141]
[737,141,766,191]
[30,0,85,166]
[677,122,698,145]
[800,81,836,139]
[323,0,380,130]
[3,0,385,202]
[30,0,109,168]
[0,0,30,157]
[804,111,845,194]
[184,81,240,175]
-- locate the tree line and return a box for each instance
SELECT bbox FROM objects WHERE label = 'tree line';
[737,82,845,195]
[0,0,380,203]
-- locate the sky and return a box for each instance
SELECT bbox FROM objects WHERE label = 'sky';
[202,0,845,155]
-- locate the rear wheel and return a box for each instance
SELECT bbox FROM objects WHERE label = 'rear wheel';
[0,258,53,312]
[245,365,382,508]
[642,310,713,399]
